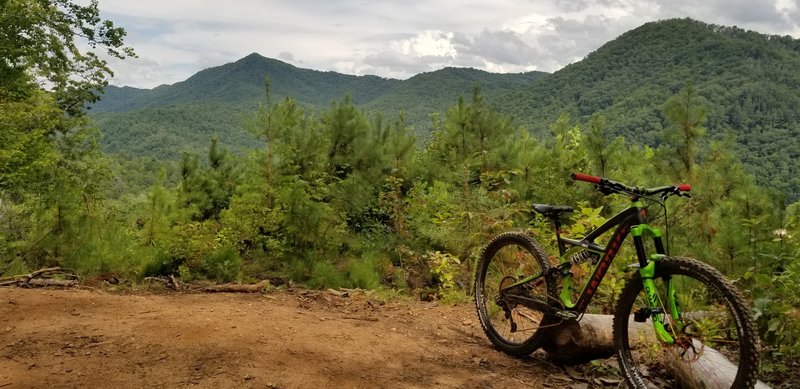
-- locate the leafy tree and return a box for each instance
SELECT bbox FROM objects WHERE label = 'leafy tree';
[1,0,134,271]
[0,0,135,114]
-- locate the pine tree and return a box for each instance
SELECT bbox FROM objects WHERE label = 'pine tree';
[660,83,708,182]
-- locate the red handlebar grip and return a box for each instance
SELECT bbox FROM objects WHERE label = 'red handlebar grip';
[572,173,602,184]
[677,184,692,192]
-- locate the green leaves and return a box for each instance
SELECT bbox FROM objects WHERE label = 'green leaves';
[0,0,135,113]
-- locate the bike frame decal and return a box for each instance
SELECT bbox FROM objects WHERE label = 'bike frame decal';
[575,222,631,312]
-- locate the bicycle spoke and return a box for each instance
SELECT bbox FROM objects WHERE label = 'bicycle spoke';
[614,257,758,388]
[475,232,556,356]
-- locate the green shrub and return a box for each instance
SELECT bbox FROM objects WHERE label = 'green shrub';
[2,257,30,276]
[201,245,242,283]
[307,260,346,289]
[140,247,182,278]
[346,254,383,290]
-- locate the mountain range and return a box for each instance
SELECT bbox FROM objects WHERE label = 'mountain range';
[92,18,800,199]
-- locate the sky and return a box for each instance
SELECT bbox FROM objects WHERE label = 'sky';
[96,0,800,89]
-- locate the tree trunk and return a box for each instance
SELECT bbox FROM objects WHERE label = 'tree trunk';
[542,314,770,388]
[543,314,655,364]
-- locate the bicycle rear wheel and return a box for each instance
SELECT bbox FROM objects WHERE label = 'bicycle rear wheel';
[613,257,759,388]
[474,232,557,356]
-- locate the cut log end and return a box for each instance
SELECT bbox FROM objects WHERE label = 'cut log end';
[541,314,770,388]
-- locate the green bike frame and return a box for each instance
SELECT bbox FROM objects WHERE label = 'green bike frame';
[504,198,680,344]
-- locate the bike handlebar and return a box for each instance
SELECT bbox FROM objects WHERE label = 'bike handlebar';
[571,172,691,198]
[572,173,602,184]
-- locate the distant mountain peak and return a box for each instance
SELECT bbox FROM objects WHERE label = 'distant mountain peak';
[242,52,266,60]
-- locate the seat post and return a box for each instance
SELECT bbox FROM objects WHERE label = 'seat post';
[551,217,567,255]
[532,204,574,256]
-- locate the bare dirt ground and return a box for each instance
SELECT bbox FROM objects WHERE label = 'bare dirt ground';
[0,286,622,389]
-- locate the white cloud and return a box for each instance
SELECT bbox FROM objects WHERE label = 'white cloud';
[95,0,800,88]
[393,30,457,58]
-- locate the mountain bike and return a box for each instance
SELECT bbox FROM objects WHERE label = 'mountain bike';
[474,173,759,388]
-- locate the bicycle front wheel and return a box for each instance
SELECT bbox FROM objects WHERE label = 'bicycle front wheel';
[474,232,557,356]
[613,257,760,388]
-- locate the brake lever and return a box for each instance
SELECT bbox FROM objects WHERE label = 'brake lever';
[597,184,615,196]
[661,187,691,201]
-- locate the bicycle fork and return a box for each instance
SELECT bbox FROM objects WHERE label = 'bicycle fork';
[631,224,682,345]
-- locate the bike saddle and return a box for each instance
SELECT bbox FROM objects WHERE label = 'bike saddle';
[532,204,574,219]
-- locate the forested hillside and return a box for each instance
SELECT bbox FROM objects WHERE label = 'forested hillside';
[362,67,546,129]
[91,53,400,111]
[502,18,800,198]
[91,55,545,158]
[92,19,800,200]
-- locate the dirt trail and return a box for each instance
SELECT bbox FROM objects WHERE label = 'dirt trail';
[0,287,617,388]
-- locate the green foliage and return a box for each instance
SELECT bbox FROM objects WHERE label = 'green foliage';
[748,261,800,376]
[178,137,239,221]
[201,245,242,283]
[0,91,60,193]
[346,253,384,290]
[140,246,179,278]
[307,260,346,289]
[0,0,135,113]
[427,251,461,290]
[659,83,707,181]
[1,257,30,277]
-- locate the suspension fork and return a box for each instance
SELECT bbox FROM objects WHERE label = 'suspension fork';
[631,224,679,344]
[638,261,675,344]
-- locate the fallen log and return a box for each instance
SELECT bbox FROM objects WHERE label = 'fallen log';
[543,314,655,364]
[0,267,77,288]
[26,278,78,287]
[542,314,770,388]
[202,280,270,293]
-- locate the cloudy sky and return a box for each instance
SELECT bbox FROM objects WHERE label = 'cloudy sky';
[97,0,800,89]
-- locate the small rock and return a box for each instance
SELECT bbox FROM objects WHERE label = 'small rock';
[471,356,487,366]
[244,374,253,381]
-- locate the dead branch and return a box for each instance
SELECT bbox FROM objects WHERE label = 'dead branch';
[0,267,77,288]
[202,280,270,293]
